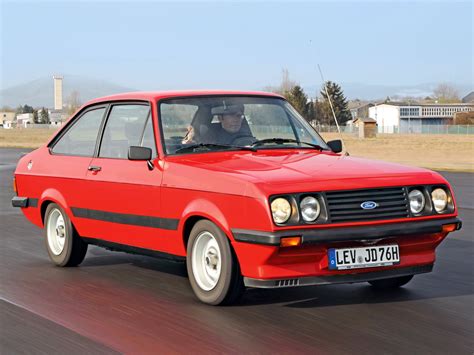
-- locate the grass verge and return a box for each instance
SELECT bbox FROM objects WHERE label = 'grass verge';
[0,129,472,172]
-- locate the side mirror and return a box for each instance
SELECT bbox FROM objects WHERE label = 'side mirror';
[327,140,342,153]
[128,146,152,161]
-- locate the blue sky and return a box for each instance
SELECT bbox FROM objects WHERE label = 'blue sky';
[1,0,472,91]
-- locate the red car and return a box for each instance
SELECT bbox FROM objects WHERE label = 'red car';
[12,91,462,305]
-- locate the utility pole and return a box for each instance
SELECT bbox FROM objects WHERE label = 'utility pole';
[408,100,411,134]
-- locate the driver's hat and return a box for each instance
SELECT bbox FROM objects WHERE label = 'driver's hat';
[211,104,244,116]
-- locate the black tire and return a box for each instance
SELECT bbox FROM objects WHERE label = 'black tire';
[43,203,88,267]
[186,220,244,305]
[368,275,414,290]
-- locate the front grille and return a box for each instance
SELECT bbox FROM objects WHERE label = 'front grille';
[325,187,409,223]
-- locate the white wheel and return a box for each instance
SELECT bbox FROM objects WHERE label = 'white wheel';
[43,203,88,267]
[46,208,66,256]
[186,220,244,305]
[192,231,222,291]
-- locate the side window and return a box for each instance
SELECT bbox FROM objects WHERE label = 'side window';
[160,103,198,154]
[99,104,150,159]
[141,116,157,157]
[52,107,105,156]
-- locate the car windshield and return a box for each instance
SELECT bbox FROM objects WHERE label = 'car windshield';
[159,96,329,155]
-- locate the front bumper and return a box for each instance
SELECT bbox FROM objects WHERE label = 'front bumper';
[244,264,432,288]
[232,217,462,246]
[11,196,38,208]
[231,217,461,281]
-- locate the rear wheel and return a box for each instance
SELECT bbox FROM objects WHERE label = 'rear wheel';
[368,275,414,289]
[44,203,88,267]
[187,220,244,305]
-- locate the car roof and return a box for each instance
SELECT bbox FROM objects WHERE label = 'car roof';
[86,90,284,105]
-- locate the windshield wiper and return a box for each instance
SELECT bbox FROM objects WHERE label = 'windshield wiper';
[250,138,325,151]
[175,143,256,154]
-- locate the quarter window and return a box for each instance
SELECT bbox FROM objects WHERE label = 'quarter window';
[51,107,105,156]
[99,104,150,159]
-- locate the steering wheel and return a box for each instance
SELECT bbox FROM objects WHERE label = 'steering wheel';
[230,135,257,146]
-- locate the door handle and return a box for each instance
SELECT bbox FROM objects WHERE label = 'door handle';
[88,165,102,172]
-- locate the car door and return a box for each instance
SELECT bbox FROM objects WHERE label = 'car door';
[80,102,169,251]
[48,105,108,235]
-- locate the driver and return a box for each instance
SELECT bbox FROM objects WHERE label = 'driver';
[200,104,252,145]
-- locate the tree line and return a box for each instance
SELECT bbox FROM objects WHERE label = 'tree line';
[266,69,352,126]
[2,91,83,125]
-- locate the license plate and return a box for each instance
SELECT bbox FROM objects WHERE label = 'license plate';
[328,245,400,270]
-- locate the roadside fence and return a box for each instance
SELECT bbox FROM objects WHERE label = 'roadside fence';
[314,124,474,135]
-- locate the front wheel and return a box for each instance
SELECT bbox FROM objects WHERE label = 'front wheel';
[186,220,244,305]
[44,203,88,267]
[368,275,414,290]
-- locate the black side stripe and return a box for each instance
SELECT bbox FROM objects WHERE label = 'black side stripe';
[29,198,39,207]
[82,237,185,262]
[71,207,179,230]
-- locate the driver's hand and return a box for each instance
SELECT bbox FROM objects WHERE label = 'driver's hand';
[182,126,195,144]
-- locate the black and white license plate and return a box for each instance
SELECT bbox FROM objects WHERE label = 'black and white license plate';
[328,245,400,270]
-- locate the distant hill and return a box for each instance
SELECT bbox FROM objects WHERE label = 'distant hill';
[2,75,472,107]
[0,75,134,108]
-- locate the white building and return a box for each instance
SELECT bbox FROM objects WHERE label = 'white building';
[2,120,13,129]
[1,111,16,122]
[368,103,474,133]
[16,113,34,128]
[49,109,68,126]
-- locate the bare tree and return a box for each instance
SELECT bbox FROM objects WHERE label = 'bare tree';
[66,91,82,115]
[280,68,298,95]
[264,68,298,95]
[433,83,460,103]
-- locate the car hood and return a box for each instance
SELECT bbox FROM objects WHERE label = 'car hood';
[163,150,446,197]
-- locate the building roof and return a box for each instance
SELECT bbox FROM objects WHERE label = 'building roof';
[354,117,377,123]
[374,102,474,107]
[349,102,375,110]
[462,92,474,103]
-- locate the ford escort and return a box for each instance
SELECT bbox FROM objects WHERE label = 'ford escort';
[12,91,462,305]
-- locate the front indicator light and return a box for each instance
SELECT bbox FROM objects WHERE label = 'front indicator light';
[280,236,301,247]
[442,223,457,233]
[13,177,17,195]
[431,188,448,213]
[409,189,425,214]
[271,198,292,224]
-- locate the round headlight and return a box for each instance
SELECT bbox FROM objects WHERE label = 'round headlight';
[271,198,292,224]
[409,189,425,214]
[300,196,320,222]
[431,188,448,213]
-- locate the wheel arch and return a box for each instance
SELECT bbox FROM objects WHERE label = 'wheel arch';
[39,188,71,226]
[179,199,234,252]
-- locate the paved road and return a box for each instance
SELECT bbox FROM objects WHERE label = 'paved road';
[1,148,473,354]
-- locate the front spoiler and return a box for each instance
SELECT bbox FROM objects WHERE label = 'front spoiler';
[244,264,433,288]
[232,217,462,246]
